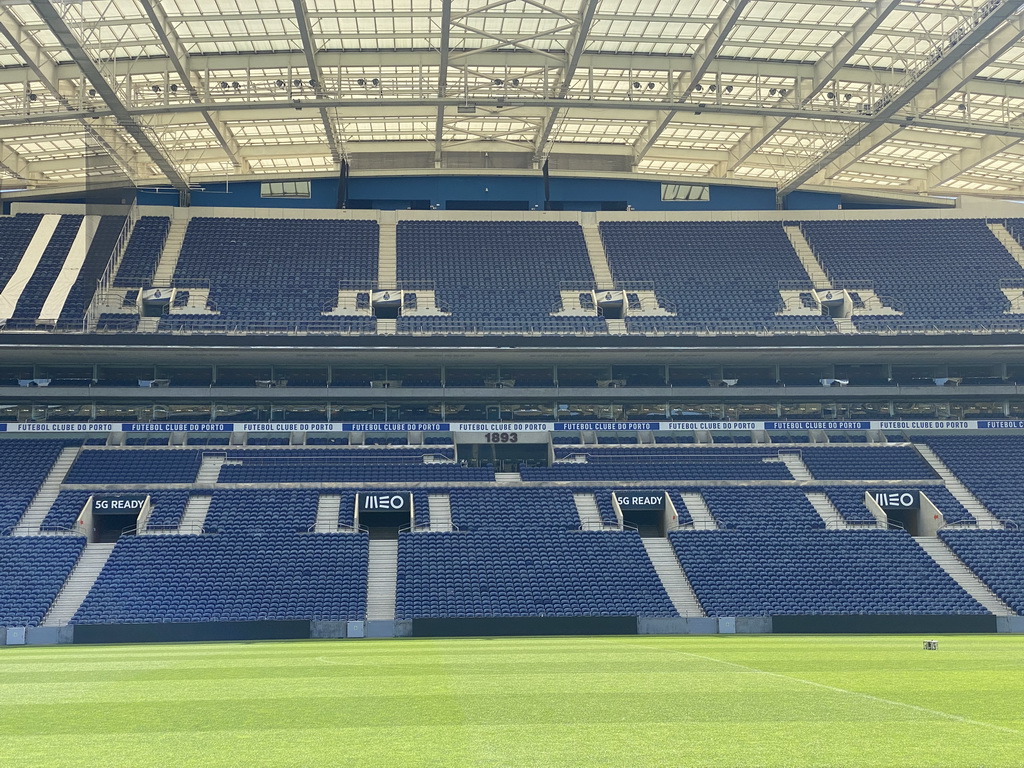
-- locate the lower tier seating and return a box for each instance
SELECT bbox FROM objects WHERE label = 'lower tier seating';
[72,532,368,624]
[669,530,985,616]
[939,530,1024,614]
[0,537,85,626]
[396,530,676,618]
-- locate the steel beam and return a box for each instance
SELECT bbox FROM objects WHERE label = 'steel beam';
[137,0,245,171]
[434,0,453,166]
[532,0,600,165]
[632,0,750,164]
[292,0,343,164]
[726,0,901,171]
[27,0,188,195]
[776,0,1024,199]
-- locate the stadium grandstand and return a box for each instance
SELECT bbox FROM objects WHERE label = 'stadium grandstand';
[1,0,1024,653]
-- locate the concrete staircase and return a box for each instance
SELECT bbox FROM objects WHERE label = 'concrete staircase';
[987,223,1024,270]
[914,444,1003,529]
[366,540,398,620]
[315,493,342,532]
[679,492,718,530]
[196,453,226,484]
[41,542,116,626]
[805,491,853,529]
[605,318,628,334]
[582,222,615,287]
[179,494,211,533]
[642,538,705,617]
[377,213,397,286]
[151,214,189,287]
[573,492,605,530]
[832,317,857,333]
[913,536,1015,616]
[495,471,521,483]
[779,452,813,482]
[428,493,453,531]
[784,225,831,289]
[13,446,79,536]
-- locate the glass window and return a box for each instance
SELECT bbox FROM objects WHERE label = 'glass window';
[661,183,710,202]
[260,180,311,198]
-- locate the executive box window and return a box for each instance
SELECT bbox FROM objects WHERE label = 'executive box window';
[260,180,311,198]
[661,183,710,202]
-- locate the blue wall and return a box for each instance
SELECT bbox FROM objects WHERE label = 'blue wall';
[65,175,911,212]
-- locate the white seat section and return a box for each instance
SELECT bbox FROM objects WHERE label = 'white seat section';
[37,215,99,324]
[0,214,59,322]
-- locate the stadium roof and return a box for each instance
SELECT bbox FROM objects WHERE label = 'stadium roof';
[1,0,1024,201]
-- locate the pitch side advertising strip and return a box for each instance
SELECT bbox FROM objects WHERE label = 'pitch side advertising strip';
[4,420,1024,432]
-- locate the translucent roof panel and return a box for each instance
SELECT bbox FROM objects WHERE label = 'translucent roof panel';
[0,0,1019,200]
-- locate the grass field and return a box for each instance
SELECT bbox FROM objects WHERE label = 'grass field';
[2,634,1023,767]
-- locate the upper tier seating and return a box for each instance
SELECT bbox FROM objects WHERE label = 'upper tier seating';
[448,488,580,530]
[159,217,378,332]
[72,532,368,624]
[5,215,83,326]
[113,216,170,288]
[0,536,85,626]
[599,221,835,334]
[700,487,825,529]
[0,214,42,292]
[799,446,937,480]
[55,215,127,329]
[396,530,676,618]
[939,530,1024,613]
[396,221,605,334]
[801,219,1024,332]
[0,439,70,533]
[64,449,202,484]
[525,447,792,481]
[670,529,985,616]
[921,436,1024,525]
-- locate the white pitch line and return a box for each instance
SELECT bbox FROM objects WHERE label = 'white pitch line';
[603,639,1024,736]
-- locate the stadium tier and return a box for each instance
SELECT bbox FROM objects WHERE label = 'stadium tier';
[8,211,1024,336]
[0,433,1019,636]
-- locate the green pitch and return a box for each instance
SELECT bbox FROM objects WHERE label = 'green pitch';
[2,634,1023,767]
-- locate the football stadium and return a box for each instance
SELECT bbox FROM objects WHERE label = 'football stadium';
[1,0,1024,764]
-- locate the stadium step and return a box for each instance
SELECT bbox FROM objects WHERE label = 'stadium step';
[573,493,606,530]
[41,541,117,626]
[150,214,189,287]
[315,493,342,532]
[679,492,718,530]
[778,452,813,482]
[13,446,80,536]
[196,452,226,484]
[987,223,1024,270]
[495,472,521,482]
[913,536,1015,616]
[642,538,705,617]
[0,214,59,323]
[914,445,1003,529]
[377,213,397,286]
[805,491,854,529]
[366,540,398,620]
[832,317,857,333]
[581,220,615,287]
[179,494,211,533]
[428,493,453,531]
[605,318,628,334]
[783,225,831,290]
